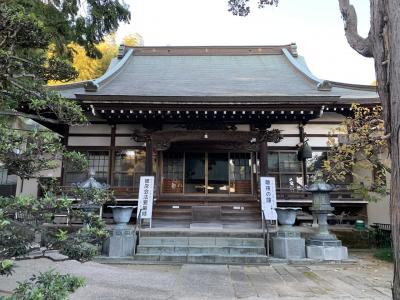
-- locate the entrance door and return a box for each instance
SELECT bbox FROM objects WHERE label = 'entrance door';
[184,153,205,193]
[163,151,252,195]
[207,153,229,194]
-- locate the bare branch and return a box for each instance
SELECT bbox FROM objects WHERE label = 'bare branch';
[0,110,62,125]
[338,0,373,57]
[15,255,70,262]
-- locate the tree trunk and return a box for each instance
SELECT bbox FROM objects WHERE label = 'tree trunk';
[387,1,400,297]
[339,0,400,298]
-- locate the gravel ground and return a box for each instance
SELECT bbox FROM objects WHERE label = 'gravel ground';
[0,251,393,299]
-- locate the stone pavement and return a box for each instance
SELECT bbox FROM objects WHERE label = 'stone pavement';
[0,252,393,299]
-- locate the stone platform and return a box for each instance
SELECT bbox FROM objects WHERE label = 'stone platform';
[134,228,269,264]
[306,245,348,261]
[272,231,305,259]
[102,225,136,257]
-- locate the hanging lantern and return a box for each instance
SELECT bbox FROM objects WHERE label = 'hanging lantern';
[297,141,313,160]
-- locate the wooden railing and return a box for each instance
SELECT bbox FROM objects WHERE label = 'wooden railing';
[276,188,365,203]
[59,185,365,203]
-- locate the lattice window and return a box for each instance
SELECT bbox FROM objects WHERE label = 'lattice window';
[64,150,109,185]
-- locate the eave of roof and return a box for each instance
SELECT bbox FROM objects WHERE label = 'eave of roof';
[48,44,379,104]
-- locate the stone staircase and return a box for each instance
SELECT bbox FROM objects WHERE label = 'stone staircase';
[152,196,262,228]
[134,229,268,264]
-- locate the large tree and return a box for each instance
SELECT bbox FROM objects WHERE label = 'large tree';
[0,0,130,282]
[227,0,400,297]
[338,2,400,297]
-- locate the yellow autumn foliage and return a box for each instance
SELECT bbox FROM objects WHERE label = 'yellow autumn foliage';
[49,33,142,85]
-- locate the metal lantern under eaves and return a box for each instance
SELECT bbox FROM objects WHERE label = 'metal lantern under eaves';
[298,141,313,160]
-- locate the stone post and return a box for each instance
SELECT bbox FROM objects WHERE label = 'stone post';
[306,182,348,260]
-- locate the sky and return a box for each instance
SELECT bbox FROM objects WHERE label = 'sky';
[116,0,375,85]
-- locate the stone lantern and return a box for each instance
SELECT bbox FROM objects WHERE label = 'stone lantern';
[74,170,109,224]
[306,182,348,260]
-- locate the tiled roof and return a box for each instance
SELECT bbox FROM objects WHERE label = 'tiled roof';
[50,45,378,103]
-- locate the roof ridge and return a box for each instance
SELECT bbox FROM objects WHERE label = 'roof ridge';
[84,48,135,92]
[122,44,298,56]
[328,81,377,91]
[124,44,294,49]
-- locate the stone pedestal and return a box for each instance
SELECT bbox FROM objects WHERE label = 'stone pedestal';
[273,231,305,259]
[306,182,348,261]
[306,245,348,260]
[102,225,135,257]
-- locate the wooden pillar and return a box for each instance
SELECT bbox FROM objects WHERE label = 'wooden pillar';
[299,123,308,186]
[108,125,116,185]
[259,140,268,176]
[145,138,153,176]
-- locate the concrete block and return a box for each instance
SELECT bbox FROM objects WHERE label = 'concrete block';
[230,247,265,256]
[187,255,215,264]
[159,254,187,263]
[272,236,305,259]
[171,246,188,255]
[188,237,216,246]
[306,245,348,261]
[102,225,135,257]
[188,247,229,255]
[133,254,160,261]
[215,238,242,246]
[190,223,223,229]
[160,237,189,246]
[242,239,265,247]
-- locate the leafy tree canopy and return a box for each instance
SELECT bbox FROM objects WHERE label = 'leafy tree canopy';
[0,0,130,280]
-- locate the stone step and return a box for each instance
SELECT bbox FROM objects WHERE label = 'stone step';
[151,220,262,229]
[158,196,256,202]
[152,215,260,222]
[137,245,266,256]
[139,236,265,247]
[133,253,268,264]
[153,208,261,214]
[155,202,260,207]
[139,229,264,238]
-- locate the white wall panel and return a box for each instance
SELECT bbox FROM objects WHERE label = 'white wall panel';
[236,124,250,131]
[115,137,145,147]
[307,137,336,148]
[268,137,299,147]
[270,124,298,134]
[68,136,110,146]
[116,124,143,134]
[304,123,339,135]
[69,124,111,134]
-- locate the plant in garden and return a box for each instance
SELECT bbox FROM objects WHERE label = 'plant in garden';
[0,0,130,292]
[321,104,389,200]
[306,103,388,204]
[4,270,85,300]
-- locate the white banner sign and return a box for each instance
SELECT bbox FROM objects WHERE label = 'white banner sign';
[137,176,154,221]
[260,176,277,220]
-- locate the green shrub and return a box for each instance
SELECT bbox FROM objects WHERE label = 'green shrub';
[374,247,394,262]
[6,270,85,300]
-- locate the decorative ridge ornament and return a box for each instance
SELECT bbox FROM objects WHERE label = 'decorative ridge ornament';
[84,81,99,92]
[317,80,332,91]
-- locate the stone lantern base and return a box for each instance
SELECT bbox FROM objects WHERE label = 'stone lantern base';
[306,245,348,261]
[273,231,305,259]
[272,207,305,259]
[102,225,136,257]
[306,236,348,260]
